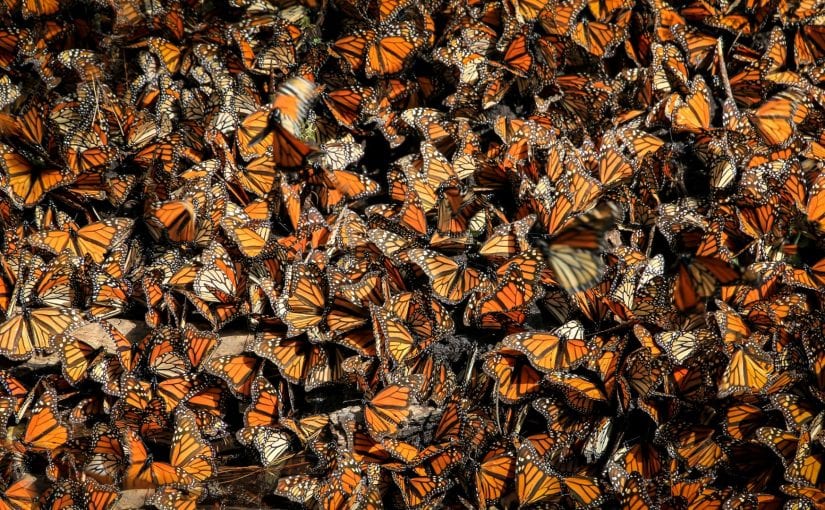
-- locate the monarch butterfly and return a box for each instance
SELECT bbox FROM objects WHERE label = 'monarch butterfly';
[420,141,464,193]
[527,176,576,236]
[718,344,775,398]
[0,300,84,361]
[465,264,541,328]
[84,424,124,485]
[147,333,189,380]
[364,383,412,439]
[153,369,194,410]
[176,379,219,419]
[419,446,464,477]
[502,321,590,372]
[0,372,26,422]
[187,244,247,329]
[515,438,563,506]
[56,49,106,81]
[278,262,327,332]
[0,475,40,510]
[432,188,484,248]
[772,392,817,432]
[331,30,373,72]
[244,376,280,428]
[20,386,70,451]
[564,475,604,508]
[20,0,60,17]
[87,264,132,320]
[142,36,182,73]
[145,199,199,244]
[663,422,727,472]
[406,354,456,406]
[483,349,542,403]
[546,372,608,413]
[335,270,384,308]
[325,297,374,356]
[314,451,365,508]
[313,133,366,170]
[673,254,738,312]
[787,432,825,486]
[369,188,430,236]
[572,10,631,58]
[63,129,118,174]
[270,76,318,138]
[597,138,636,187]
[795,25,825,68]
[781,485,825,508]
[347,419,390,464]
[475,446,515,507]
[0,143,69,208]
[748,88,810,147]
[236,426,293,467]
[479,215,535,261]
[28,218,134,264]
[234,156,278,196]
[180,325,217,369]
[400,108,455,150]
[582,416,614,464]
[146,486,200,510]
[533,396,590,437]
[673,76,712,133]
[170,407,215,483]
[501,33,533,77]
[122,411,205,489]
[324,87,371,132]
[274,475,319,505]
[96,319,143,374]
[407,249,479,305]
[248,332,341,390]
[59,478,120,510]
[610,442,663,481]
[665,476,715,507]
[428,398,464,445]
[372,303,426,364]
[204,354,261,398]
[347,463,383,510]
[669,21,717,68]
[544,242,604,294]
[281,414,330,448]
[193,243,243,304]
[236,106,315,168]
[53,333,101,384]
[531,2,575,37]
[712,300,750,350]
[756,427,798,467]
[805,167,825,234]
[623,348,664,401]
[506,0,549,22]
[616,473,657,509]
[654,329,703,365]
[365,25,426,77]
[724,403,764,441]
[391,473,451,509]
[87,354,125,398]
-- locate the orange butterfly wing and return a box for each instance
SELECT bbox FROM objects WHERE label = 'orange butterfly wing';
[364,384,411,439]
[23,388,69,451]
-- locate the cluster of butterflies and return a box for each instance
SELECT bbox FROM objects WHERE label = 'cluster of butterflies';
[0,0,824,508]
